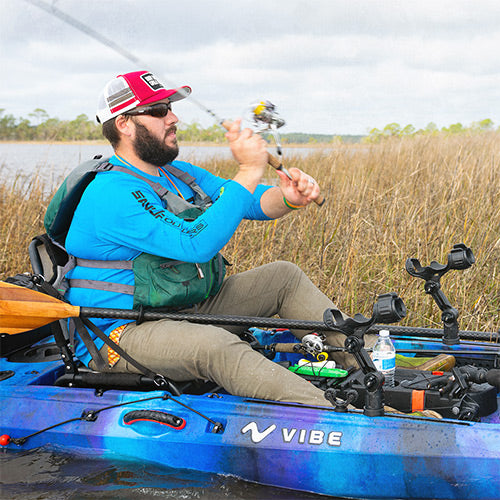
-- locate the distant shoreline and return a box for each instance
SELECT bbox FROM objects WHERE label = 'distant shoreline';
[0,140,342,148]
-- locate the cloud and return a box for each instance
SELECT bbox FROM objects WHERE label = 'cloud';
[1,0,500,134]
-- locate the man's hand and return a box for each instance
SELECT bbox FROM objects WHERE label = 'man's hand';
[276,167,321,208]
[259,167,321,219]
[225,119,268,193]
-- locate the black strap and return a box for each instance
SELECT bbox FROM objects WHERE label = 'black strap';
[75,316,180,394]
[5,273,65,301]
[33,276,66,300]
[73,317,108,371]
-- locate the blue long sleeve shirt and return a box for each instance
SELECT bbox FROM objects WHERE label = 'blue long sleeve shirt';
[65,154,272,365]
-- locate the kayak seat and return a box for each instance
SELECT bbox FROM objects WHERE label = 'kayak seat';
[29,233,69,287]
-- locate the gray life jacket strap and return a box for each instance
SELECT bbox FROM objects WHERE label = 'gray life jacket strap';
[160,163,196,184]
[160,163,213,208]
[61,257,134,295]
[110,164,213,208]
[76,257,134,270]
[110,164,212,216]
[110,165,169,198]
[69,279,135,295]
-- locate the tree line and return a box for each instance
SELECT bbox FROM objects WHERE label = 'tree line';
[0,108,229,142]
[363,119,498,143]
[0,108,354,143]
[0,108,497,143]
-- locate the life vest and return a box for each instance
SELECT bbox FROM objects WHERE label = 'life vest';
[44,156,226,309]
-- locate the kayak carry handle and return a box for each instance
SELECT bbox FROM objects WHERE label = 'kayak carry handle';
[123,410,186,430]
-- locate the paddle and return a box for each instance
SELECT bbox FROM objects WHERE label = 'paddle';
[0,281,334,335]
[2,281,499,346]
[0,281,80,334]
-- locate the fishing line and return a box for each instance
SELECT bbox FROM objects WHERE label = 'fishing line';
[24,0,225,125]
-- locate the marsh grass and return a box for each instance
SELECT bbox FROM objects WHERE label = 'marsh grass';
[1,134,499,332]
[0,168,50,278]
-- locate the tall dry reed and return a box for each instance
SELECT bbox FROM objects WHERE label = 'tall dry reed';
[0,170,49,278]
[1,133,499,332]
[220,133,500,332]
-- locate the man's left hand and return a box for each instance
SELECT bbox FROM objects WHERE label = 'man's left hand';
[277,167,321,208]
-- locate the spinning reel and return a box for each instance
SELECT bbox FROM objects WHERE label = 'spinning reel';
[246,100,286,133]
[245,100,287,166]
[242,99,326,206]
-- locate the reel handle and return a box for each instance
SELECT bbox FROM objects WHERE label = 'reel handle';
[222,121,325,206]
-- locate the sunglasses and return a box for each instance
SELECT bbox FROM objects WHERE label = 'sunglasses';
[125,102,172,118]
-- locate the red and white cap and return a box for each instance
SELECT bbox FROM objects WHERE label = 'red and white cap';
[96,70,191,123]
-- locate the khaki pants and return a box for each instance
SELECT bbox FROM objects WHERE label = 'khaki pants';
[92,261,375,406]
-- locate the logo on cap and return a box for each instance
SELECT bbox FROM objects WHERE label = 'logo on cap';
[141,73,164,91]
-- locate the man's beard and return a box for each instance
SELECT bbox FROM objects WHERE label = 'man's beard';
[132,119,179,167]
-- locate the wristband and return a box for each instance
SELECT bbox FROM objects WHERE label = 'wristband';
[283,197,303,210]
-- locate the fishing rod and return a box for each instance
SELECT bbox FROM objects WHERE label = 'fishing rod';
[24,0,325,205]
[24,0,210,120]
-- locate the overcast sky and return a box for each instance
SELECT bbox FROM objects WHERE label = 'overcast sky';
[1,0,500,135]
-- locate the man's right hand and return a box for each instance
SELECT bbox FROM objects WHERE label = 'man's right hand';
[224,119,268,193]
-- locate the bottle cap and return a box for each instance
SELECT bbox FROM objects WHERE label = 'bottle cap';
[379,329,390,337]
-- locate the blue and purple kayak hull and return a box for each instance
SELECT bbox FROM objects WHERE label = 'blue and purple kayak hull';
[1,357,499,499]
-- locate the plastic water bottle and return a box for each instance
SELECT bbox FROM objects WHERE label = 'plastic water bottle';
[371,329,396,387]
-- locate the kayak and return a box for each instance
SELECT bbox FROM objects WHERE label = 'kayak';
[1,323,499,500]
[1,239,499,499]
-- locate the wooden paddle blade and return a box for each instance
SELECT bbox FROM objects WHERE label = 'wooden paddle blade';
[0,281,80,334]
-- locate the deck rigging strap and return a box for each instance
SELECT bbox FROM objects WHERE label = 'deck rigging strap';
[5,393,224,446]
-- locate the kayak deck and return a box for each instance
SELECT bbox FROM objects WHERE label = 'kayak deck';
[1,352,499,500]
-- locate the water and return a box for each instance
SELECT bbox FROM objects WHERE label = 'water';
[0,447,327,500]
[0,142,329,191]
[0,142,232,192]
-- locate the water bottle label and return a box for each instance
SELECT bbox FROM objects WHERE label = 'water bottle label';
[373,357,395,371]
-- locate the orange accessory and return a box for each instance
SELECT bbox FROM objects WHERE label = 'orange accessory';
[108,324,127,367]
[159,167,185,199]
[411,390,426,412]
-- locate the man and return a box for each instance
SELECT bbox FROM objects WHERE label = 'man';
[64,70,361,406]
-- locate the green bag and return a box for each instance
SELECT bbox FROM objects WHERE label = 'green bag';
[132,252,227,309]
